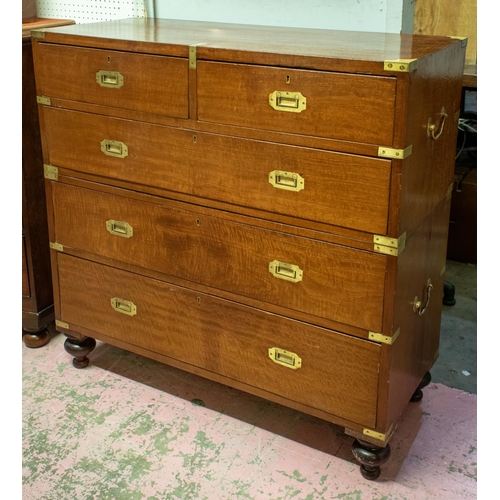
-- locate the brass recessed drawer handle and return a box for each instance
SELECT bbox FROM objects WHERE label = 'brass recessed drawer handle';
[269,170,304,192]
[101,139,128,158]
[111,297,137,316]
[268,347,302,370]
[106,220,133,238]
[413,279,433,315]
[427,107,447,140]
[269,91,306,113]
[96,70,124,88]
[269,260,303,283]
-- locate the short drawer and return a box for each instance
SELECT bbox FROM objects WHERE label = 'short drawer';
[44,107,391,234]
[51,182,387,332]
[35,43,189,118]
[57,253,380,427]
[197,61,396,145]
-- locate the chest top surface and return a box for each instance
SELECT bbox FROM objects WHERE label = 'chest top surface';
[34,17,460,72]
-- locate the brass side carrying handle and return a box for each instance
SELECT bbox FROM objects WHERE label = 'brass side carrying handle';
[111,297,137,316]
[96,70,124,88]
[101,139,128,158]
[427,107,447,140]
[268,347,302,370]
[106,220,133,238]
[413,279,433,315]
[269,91,306,113]
[269,260,303,283]
[269,170,304,192]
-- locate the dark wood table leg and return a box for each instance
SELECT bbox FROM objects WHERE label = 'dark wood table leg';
[352,439,391,480]
[410,371,432,402]
[22,326,50,348]
[64,335,96,368]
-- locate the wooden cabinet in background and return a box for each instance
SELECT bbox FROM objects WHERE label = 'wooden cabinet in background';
[22,19,74,347]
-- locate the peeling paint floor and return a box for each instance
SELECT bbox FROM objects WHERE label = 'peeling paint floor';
[22,328,477,500]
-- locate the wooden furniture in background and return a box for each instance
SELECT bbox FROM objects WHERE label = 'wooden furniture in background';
[414,0,476,66]
[414,0,477,264]
[31,19,465,478]
[22,18,74,347]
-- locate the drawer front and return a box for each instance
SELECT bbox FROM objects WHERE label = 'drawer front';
[197,61,396,145]
[51,182,387,332]
[58,253,380,427]
[36,43,189,118]
[45,107,391,234]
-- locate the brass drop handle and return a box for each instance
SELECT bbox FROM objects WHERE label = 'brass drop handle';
[96,70,124,88]
[427,107,447,140]
[269,170,304,192]
[269,91,307,113]
[106,219,133,238]
[413,279,433,315]
[111,297,137,316]
[101,139,128,158]
[269,260,303,283]
[268,347,302,370]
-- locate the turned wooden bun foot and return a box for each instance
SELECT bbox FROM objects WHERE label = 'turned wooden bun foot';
[64,336,96,368]
[410,371,432,402]
[22,327,50,348]
[352,439,391,480]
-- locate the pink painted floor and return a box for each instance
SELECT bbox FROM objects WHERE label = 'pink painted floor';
[22,330,477,499]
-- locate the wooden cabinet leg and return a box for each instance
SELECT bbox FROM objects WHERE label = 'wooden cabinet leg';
[64,336,96,369]
[22,326,50,348]
[351,439,391,480]
[410,371,432,402]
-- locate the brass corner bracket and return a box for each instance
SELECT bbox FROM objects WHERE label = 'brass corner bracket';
[37,96,51,106]
[44,164,58,181]
[373,232,406,256]
[189,45,197,69]
[449,36,468,48]
[50,242,64,252]
[369,328,400,345]
[378,145,412,160]
[383,59,418,73]
[363,423,395,443]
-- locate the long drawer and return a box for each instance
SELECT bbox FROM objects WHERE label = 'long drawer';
[51,182,387,332]
[44,107,391,234]
[197,61,397,145]
[35,43,189,118]
[57,253,380,427]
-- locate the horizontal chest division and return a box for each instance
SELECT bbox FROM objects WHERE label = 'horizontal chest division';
[32,18,465,479]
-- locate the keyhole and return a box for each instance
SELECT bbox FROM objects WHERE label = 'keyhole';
[286,75,291,84]
[107,56,111,63]
[195,219,201,226]
[193,135,197,143]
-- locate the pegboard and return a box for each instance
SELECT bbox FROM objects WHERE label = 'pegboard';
[36,0,145,24]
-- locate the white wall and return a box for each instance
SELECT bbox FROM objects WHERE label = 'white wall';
[34,0,415,33]
[36,0,145,23]
[151,0,415,34]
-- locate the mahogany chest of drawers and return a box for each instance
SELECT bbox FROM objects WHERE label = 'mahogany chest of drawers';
[31,18,465,479]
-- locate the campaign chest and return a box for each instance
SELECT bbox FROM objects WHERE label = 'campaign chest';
[31,18,465,479]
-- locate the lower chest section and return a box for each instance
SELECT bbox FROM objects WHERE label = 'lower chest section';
[57,252,381,428]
